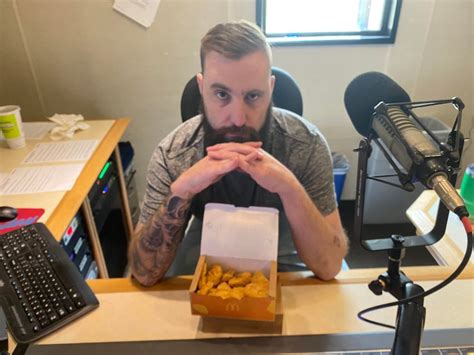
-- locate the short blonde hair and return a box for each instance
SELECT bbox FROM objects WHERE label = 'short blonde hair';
[200,20,272,72]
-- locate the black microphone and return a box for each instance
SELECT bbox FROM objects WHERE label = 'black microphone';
[344,71,467,217]
[344,71,411,137]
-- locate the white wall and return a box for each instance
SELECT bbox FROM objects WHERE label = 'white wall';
[1,0,472,202]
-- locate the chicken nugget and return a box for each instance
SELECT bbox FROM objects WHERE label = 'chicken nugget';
[207,264,223,285]
[197,280,214,295]
[251,271,269,284]
[217,282,231,290]
[230,287,245,300]
[198,275,208,290]
[221,269,235,282]
[244,282,268,298]
[228,271,252,287]
[209,289,231,299]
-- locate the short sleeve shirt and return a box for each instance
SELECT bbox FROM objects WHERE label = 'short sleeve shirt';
[140,107,336,224]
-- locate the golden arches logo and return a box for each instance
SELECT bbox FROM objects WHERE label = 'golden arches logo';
[225,303,240,312]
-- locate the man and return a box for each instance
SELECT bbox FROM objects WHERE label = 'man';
[130,20,348,286]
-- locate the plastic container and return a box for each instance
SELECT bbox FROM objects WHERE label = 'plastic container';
[332,152,350,202]
[0,105,26,149]
[460,164,474,222]
[364,117,450,224]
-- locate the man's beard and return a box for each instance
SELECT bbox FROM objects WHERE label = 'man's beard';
[202,101,273,148]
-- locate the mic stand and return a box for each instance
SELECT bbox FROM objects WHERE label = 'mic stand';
[353,130,462,354]
[368,235,426,355]
[352,97,466,354]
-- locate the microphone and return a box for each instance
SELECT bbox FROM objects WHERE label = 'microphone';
[344,71,467,217]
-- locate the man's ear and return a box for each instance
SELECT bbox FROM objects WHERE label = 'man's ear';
[270,74,275,93]
[196,73,204,95]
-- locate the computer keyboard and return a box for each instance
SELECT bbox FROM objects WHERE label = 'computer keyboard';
[0,223,99,343]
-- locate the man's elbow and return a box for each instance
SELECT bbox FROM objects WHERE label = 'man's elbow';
[311,247,348,281]
[315,262,342,281]
[320,234,349,280]
[314,260,342,281]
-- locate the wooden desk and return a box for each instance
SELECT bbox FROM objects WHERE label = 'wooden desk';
[0,119,133,278]
[30,276,473,351]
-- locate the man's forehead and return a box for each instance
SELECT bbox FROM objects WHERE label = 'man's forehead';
[202,51,271,91]
[202,50,271,74]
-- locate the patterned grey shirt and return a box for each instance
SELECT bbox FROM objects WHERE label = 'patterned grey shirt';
[140,108,337,273]
[140,107,336,224]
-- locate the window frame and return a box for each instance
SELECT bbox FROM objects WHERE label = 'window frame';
[256,0,403,46]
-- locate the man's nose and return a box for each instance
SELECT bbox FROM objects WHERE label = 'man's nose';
[229,99,247,127]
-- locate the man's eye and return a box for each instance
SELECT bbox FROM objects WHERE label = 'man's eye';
[215,91,229,100]
[246,92,261,102]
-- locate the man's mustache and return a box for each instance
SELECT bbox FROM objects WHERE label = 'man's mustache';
[201,100,272,147]
[208,126,260,144]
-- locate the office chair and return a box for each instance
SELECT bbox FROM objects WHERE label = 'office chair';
[180,66,303,122]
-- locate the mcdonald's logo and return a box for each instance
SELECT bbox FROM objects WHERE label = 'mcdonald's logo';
[225,303,240,312]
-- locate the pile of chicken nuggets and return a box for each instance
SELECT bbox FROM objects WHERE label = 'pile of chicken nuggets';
[197,262,269,300]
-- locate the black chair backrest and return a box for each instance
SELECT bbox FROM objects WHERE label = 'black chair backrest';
[180,66,303,122]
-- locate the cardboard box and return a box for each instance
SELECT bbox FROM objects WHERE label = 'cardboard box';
[189,203,279,321]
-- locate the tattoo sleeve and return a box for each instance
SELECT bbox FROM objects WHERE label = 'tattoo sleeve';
[129,195,191,286]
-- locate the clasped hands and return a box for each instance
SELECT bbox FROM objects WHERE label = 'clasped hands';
[170,142,297,200]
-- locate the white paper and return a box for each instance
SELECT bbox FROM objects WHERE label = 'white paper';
[113,0,161,28]
[22,140,98,164]
[0,122,55,140]
[201,203,279,261]
[0,164,84,195]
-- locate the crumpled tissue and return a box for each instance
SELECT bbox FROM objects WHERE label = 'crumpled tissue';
[47,114,90,140]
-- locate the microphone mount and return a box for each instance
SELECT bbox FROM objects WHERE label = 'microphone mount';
[353,97,466,354]
[354,97,465,251]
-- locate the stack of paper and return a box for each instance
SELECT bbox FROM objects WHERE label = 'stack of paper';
[1,140,98,195]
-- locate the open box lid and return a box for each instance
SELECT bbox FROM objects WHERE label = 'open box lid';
[201,203,279,261]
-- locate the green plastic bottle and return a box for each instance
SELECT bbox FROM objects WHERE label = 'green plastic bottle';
[460,163,474,222]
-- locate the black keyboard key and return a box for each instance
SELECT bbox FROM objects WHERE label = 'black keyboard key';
[48,313,58,323]
[56,307,67,318]
[74,298,85,308]
[39,319,49,329]
[63,300,76,313]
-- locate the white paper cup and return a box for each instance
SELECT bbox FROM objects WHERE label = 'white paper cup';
[0,105,26,149]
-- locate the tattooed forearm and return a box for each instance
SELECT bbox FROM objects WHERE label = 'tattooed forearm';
[130,194,191,286]
[139,225,164,252]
